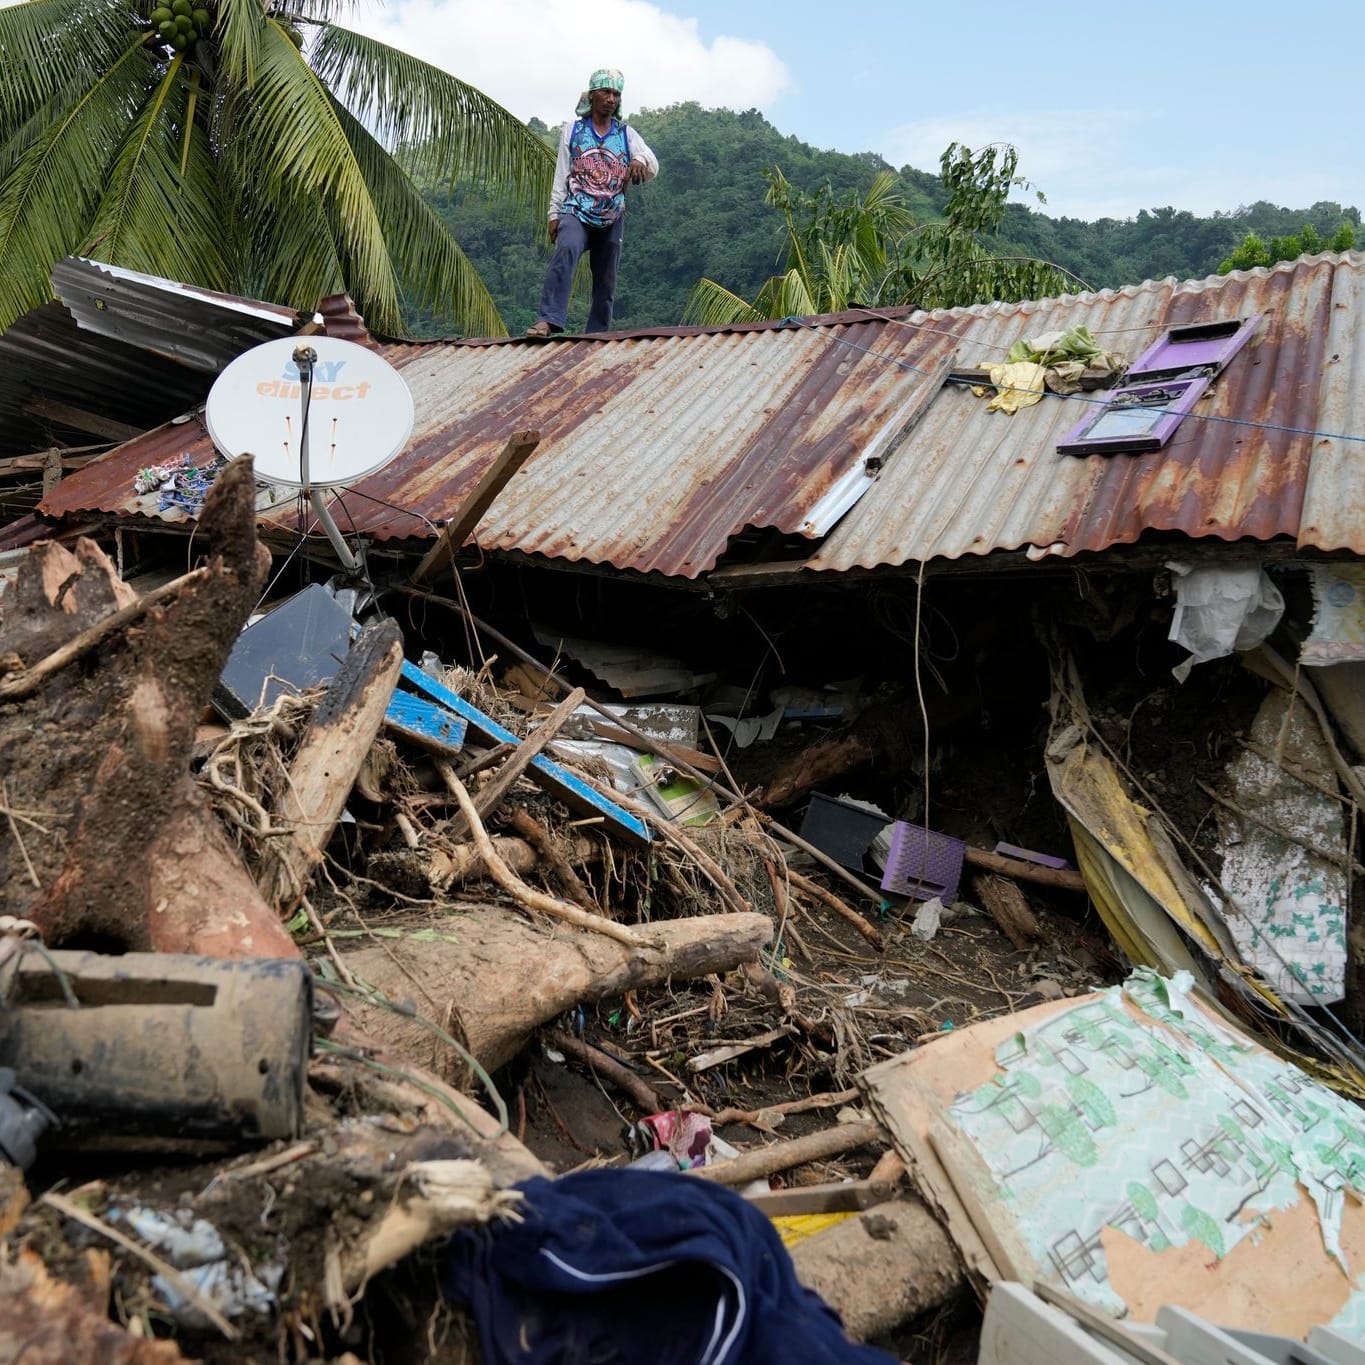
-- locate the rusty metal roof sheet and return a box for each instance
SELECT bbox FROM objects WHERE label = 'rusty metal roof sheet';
[805,250,1365,571]
[0,258,307,460]
[37,252,1365,577]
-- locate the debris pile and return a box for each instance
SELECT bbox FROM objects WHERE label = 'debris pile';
[3,455,1365,1363]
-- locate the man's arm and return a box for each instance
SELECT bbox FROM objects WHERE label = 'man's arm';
[548,122,572,219]
[625,126,658,184]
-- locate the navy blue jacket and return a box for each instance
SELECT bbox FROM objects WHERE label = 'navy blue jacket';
[445,1169,898,1365]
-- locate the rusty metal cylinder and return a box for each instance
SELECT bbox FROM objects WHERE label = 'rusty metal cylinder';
[0,949,312,1149]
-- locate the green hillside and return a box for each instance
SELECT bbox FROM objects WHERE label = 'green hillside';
[410,103,1361,338]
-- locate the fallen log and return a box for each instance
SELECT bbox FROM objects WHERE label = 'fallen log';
[691,1118,882,1185]
[963,845,1086,891]
[0,458,297,959]
[340,910,772,1077]
[258,620,404,915]
[789,1196,964,1341]
[970,872,1041,949]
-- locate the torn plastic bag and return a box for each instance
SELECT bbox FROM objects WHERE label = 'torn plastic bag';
[1167,561,1284,682]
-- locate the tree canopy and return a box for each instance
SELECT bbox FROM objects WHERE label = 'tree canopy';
[0,0,552,336]
[419,105,1360,337]
[683,141,1085,326]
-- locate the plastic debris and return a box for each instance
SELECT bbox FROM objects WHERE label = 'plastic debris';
[1167,561,1284,682]
[911,897,944,941]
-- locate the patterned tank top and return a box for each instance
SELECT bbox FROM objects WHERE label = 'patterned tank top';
[563,117,632,228]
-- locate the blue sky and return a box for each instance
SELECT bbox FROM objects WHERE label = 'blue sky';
[346,0,1363,224]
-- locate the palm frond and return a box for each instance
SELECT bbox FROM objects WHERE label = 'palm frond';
[0,37,153,330]
[0,0,133,131]
[221,19,397,328]
[683,277,765,328]
[83,58,231,289]
[753,268,819,320]
[210,0,264,86]
[238,183,346,315]
[309,24,552,214]
[333,100,505,337]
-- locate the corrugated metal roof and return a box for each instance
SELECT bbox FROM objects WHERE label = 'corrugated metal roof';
[0,258,308,460]
[36,252,1365,577]
[806,250,1365,570]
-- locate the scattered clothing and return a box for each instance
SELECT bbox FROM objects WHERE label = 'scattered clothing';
[444,1168,896,1365]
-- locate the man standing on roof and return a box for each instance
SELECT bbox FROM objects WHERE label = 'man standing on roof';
[526,69,658,338]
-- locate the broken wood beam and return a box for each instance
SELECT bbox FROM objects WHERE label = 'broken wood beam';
[23,396,143,443]
[963,845,1086,891]
[971,871,1041,949]
[258,620,405,915]
[340,910,773,1076]
[408,430,540,586]
[690,1118,882,1186]
[444,686,585,837]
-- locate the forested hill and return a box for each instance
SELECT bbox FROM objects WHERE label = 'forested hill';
[415,102,1362,337]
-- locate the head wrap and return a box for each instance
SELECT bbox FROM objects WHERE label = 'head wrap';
[576,69,625,117]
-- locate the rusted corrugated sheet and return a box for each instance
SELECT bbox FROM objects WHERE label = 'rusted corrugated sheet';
[0,258,305,460]
[806,252,1365,569]
[37,253,1365,575]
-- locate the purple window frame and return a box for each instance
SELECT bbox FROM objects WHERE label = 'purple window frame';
[1056,376,1212,456]
[1057,314,1261,457]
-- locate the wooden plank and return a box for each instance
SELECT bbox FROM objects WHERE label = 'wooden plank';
[398,660,650,846]
[408,429,539,585]
[259,620,404,912]
[384,689,468,752]
[24,397,143,443]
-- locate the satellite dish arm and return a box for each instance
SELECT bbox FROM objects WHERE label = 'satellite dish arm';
[293,344,363,576]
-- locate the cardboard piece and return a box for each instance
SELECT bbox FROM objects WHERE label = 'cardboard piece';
[863,972,1365,1340]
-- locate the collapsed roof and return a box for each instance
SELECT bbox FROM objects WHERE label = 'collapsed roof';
[22,250,1365,580]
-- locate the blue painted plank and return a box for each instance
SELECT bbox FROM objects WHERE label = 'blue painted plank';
[399,661,650,846]
[385,690,468,750]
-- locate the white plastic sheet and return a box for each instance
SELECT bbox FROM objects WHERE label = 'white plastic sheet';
[1167,561,1284,682]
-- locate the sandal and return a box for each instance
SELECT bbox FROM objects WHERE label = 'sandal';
[525,320,555,338]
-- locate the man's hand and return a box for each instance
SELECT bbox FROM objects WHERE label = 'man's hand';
[628,162,648,184]
[547,216,560,243]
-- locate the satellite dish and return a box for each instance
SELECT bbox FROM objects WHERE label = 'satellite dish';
[205,336,414,488]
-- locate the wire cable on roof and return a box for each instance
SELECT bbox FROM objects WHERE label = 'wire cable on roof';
[776,314,1365,447]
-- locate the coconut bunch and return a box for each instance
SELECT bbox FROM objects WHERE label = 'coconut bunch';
[146,0,210,51]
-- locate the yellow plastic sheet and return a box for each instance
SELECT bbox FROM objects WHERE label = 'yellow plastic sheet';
[770,1211,857,1248]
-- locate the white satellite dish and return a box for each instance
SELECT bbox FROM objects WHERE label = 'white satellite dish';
[206,336,414,489]
[205,336,415,576]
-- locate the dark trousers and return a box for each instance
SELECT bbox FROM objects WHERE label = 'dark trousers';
[536,212,625,333]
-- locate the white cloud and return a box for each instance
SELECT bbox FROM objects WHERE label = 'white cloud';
[876,105,1360,222]
[343,0,789,124]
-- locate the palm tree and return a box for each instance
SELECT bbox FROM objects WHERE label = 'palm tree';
[0,0,552,337]
[685,166,914,326]
[685,144,1085,326]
